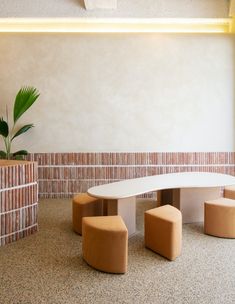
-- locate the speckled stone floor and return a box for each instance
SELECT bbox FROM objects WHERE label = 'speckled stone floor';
[0,199,235,304]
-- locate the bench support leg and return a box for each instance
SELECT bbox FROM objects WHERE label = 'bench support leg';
[159,187,221,223]
[104,197,136,237]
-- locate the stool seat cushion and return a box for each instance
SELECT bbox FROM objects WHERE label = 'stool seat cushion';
[83,216,127,233]
[204,197,235,238]
[145,205,182,261]
[224,186,235,200]
[82,215,128,273]
[146,204,182,222]
[73,193,99,204]
[72,193,103,235]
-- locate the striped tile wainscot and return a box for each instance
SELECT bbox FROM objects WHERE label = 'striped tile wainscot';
[0,160,38,246]
[26,152,235,199]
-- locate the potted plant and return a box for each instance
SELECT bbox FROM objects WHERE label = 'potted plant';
[0,86,40,160]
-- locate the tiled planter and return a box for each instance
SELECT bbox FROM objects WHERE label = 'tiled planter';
[0,160,38,246]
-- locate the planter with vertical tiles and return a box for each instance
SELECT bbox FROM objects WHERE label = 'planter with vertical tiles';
[0,160,38,246]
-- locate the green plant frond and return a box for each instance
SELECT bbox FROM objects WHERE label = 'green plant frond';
[0,150,7,159]
[13,86,40,123]
[14,155,24,160]
[13,150,28,157]
[11,124,34,141]
[0,117,9,137]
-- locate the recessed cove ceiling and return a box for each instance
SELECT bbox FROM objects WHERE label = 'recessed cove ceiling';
[0,0,230,18]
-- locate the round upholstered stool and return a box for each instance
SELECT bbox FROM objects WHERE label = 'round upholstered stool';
[72,193,103,235]
[224,185,235,200]
[204,197,235,238]
[145,205,182,261]
[82,215,128,274]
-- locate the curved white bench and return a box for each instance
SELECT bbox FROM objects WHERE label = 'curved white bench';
[88,172,235,236]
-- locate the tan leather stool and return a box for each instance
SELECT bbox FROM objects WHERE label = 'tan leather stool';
[224,185,235,199]
[72,193,103,235]
[82,216,128,273]
[145,205,182,261]
[204,197,235,238]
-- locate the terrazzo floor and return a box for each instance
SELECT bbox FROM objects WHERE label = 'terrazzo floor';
[0,199,235,304]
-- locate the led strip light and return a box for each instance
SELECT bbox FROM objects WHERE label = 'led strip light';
[0,18,233,33]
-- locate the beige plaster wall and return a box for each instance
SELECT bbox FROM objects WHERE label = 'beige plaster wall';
[0,33,234,152]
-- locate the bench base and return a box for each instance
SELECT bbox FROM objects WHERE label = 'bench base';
[159,187,221,223]
[104,197,136,237]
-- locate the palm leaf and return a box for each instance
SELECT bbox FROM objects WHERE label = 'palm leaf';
[11,124,34,141]
[13,87,40,123]
[0,150,7,159]
[13,150,28,157]
[0,118,9,137]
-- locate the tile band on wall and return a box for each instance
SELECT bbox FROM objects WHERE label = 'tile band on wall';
[26,152,235,199]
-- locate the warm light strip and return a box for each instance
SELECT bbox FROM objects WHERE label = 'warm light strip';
[0,18,232,33]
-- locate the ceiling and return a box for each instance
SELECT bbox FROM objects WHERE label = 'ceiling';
[0,0,229,18]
